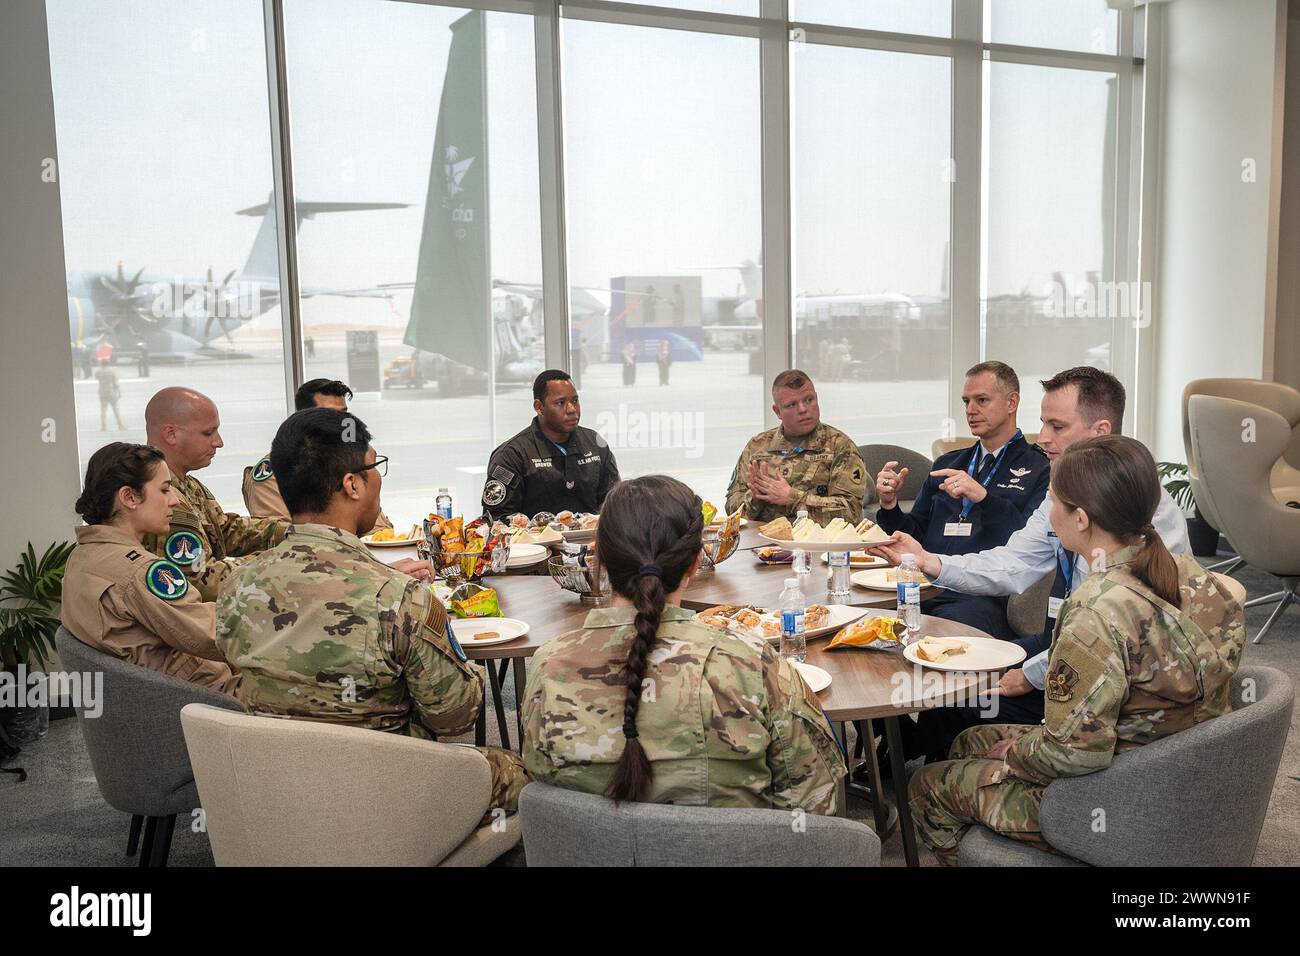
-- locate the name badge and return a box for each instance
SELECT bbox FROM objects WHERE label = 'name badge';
[943,522,973,537]
[1047,596,1065,620]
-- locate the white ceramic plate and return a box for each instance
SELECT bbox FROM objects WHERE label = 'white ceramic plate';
[361,534,419,548]
[758,533,887,553]
[820,551,889,569]
[902,636,1026,672]
[792,661,832,693]
[504,543,549,569]
[449,617,530,648]
[851,567,937,592]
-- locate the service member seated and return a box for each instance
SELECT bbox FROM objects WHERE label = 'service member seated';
[62,442,240,697]
[725,369,867,524]
[868,367,1191,761]
[908,436,1244,865]
[522,475,846,813]
[481,369,620,522]
[141,387,287,601]
[242,377,391,530]
[875,361,1048,640]
[215,407,527,824]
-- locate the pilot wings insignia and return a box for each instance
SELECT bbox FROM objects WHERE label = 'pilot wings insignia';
[1009,467,1032,478]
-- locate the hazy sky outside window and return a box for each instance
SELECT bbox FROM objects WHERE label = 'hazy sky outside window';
[989,0,1118,55]
[791,0,951,36]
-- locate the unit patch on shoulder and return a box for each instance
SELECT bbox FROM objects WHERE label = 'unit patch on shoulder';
[145,560,189,600]
[164,530,204,567]
[251,457,274,482]
[483,480,507,506]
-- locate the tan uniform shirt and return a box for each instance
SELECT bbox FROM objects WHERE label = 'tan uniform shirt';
[242,452,392,529]
[60,525,241,697]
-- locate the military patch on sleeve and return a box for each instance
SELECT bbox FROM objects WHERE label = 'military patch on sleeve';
[1047,660,1079,702]
[483,479,507,507]
[851,467,862,484]
[251,457,274,482]
[815,484,828,496]
[145,560,189,600]
[164,530,204,567]
[491,464,516,485]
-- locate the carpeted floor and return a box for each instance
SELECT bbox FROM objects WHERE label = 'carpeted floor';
[2,553,1295,867]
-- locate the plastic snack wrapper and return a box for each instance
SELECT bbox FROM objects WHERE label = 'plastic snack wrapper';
[825,615,909,651]
[450,583,501,619]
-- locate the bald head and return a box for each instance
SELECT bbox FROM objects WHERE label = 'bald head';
[145,387,223,478]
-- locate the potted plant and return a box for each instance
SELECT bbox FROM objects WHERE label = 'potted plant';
[1156,462,1221,557]
[0,541,75,746]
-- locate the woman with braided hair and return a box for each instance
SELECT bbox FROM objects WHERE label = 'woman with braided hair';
[909,436,1244,864]
[522,475,846,811]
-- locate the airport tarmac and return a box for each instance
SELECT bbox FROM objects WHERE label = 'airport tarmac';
[73,336,971,525]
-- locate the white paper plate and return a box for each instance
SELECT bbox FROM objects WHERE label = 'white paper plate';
[851,567,937,592]
[902,636,1026,672]
[449,617,530,648]
[559,527,597,543]
[706,604,866,642]
[361,535,419,548]
[792,661,832,693]
[504,543,549,569]
[758,533,888,553]
[820,551,889,569]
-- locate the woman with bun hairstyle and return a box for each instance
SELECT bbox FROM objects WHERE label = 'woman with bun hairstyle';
[62,442,240,696]
[522,475,845,812]
[909,435,1244,864]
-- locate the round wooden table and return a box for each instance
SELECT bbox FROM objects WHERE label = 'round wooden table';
[368,533,1006,867]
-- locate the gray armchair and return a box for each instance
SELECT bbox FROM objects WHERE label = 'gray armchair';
[1188,394,1300,642]
[54,626,243,866]
[519,783,880,866]
[859,444,933,514]
[958,665,1293,866]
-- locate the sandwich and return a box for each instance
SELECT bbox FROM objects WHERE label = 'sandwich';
[854,518,891,544]
[914,637,969,663]
[760,516,794,540]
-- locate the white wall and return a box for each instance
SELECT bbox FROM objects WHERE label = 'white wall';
[0,1,82,565]
[1152,0,1287,461]
[1274,8,1300,400]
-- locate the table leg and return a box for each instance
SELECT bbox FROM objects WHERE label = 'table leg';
[511,657,527,750]
[861,719,891,837]
[486,659,511,750]
[884,716,919,867]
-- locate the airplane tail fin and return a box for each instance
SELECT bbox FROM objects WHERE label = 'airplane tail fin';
[235,195,409,281]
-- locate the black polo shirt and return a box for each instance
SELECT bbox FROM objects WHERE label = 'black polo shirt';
[481,417,620,521]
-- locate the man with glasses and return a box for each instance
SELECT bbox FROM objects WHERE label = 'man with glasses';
[141,387,288,601]
[725,369,867,524]
[243,377,393,530]
[216,407,528,827]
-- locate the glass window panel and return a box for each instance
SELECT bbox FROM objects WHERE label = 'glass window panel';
[585,1,758,15]
[982,61,1119,417]
[563,20,763,505]
[791,0,951,37]
[48,0,284,512]
[284,0,543,524]
[988,0,1118,55]
[792,44,952,458]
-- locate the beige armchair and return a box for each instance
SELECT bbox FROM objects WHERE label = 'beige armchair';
[179,704,521,866]
[1187,394,1300,643]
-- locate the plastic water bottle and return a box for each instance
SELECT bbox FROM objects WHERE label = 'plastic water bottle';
[780,577,807,663]
[897,553,922,634]
[828,550,851,602]
[435,487,453,520]
[791,509,811,578]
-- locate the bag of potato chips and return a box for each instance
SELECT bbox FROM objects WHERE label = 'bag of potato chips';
[450,583,501,619]
[826,615,907,651]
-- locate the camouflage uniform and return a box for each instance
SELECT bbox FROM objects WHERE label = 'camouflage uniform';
[215,523,527,823]
[522,605,846,814]
[909,546,1245,864]
[242,452,392,530]
[143,471,288,603]
[725,422,867,525]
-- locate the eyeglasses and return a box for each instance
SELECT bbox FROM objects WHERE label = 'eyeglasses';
[354,455,388,478]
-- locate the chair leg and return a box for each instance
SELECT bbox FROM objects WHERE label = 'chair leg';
[1252,582,1298,645]
[126,814,143,857]
[1208,556,1244,575]
[1244,590,1286,609]
[137,816,158,869]
[149,815,176,868]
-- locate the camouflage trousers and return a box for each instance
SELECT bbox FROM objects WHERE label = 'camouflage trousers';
[907,724,1052,866]
[470,745,530,828]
